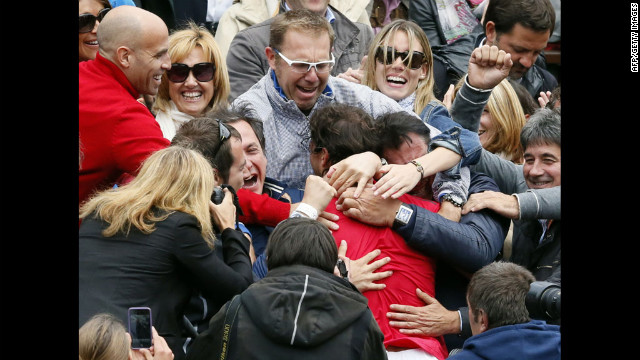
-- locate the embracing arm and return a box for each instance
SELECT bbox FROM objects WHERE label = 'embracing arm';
[236,189,290,227]
[515,186,561,220]
[338,174,509,273]
[398,199,508,273]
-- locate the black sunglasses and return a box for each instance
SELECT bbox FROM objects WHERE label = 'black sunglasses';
[79,8,110,33]
[375,46,427,70]
[167,62,216,83]
[213,119,231,155]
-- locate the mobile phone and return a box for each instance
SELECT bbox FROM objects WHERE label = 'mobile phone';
[128,307,153,349]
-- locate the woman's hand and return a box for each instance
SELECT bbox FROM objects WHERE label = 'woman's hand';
[371,163,423,199]
[209,188,236,231]
[325,151,382,197]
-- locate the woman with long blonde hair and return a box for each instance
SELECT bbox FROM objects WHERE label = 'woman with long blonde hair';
[447,77,527,163]
[480,79,528,163]
[79,146,253,359]
[360,19,439,115]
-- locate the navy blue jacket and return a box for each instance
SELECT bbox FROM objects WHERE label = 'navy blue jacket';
[448,320,561,360]
[393,172,510,350]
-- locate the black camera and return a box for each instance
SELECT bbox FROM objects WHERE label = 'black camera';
[211,184,244,214]
[525,281,560,322]
[212,186,226,205]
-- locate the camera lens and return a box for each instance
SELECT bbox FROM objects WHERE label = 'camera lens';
[212,186,225,204]
[526,281,561,321]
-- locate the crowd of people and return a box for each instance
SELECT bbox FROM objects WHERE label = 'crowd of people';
[79,1,561,359]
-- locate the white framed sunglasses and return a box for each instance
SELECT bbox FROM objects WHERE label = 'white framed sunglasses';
[273,49,335,74]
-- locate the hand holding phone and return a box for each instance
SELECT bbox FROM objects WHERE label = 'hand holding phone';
[128,307,153,349]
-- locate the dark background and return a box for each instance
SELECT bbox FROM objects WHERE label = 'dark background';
[4,1,637,358]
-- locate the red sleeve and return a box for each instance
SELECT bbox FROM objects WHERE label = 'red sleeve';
[236,189,291,227]
[112,103,170,176]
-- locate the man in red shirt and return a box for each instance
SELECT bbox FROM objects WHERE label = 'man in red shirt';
[309,102,448,360]
[79,5,172,207]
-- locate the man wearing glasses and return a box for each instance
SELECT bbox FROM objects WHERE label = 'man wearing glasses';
[223,0,373,100]
[233,9,468,192]
[79,5,172,208]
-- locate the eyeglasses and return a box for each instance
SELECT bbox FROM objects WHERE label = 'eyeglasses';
[213,119,231,155]
[167,62,216,83]
[375,46,427,70]
[274,49,335,74]
[79,8,110,33]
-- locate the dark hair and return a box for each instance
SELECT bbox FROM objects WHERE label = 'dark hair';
[375,111,431,154]
[520,107,561,150]
[269,8,335,51]
[483,0,556,36]
[467,261,535,329]
[547,86,561,110]
[309,103,380,165]
[508,78,538,116]
[223,102,266,151]
[171,110,242,183]
[266,217,338,273]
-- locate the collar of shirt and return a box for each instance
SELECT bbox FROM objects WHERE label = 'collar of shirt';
[284,3,335,23]
[270,70,334,101]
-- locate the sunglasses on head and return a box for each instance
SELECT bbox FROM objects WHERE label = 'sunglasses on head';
[212,119,231,155]
[79,7,110,33]
[167,62,216,83]
[375,46,427,70]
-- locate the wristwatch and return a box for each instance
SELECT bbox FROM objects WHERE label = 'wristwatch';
[394,203,414,227]
[440,193,465,207]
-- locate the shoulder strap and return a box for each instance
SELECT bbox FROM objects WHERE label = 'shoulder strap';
[219,294,242,360]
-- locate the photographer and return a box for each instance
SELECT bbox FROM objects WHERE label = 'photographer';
[79,147,254,360]
[448,261,560,360]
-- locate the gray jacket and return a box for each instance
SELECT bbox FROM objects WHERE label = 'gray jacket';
[226,4,374,101]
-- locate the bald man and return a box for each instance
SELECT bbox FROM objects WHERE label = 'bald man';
[79,5,171,207]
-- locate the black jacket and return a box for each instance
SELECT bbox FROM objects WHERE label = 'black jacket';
[511,219,561,285]
[79,210,253,360]
[185,265,387,360]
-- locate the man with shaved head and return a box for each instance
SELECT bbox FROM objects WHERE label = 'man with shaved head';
[79,5,172,208]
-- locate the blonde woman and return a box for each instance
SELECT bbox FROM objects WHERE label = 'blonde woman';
[447,78,527,164]
[340,19,440,116]
[79,146,253,360]
[79,313,173,360]
[153,21,231,140]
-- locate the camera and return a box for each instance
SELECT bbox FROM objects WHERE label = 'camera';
[525,281,561,322]
[211,184,244,215]
[212,186,226,205]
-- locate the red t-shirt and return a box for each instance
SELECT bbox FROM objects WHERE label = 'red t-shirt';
[326,195,448,360]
